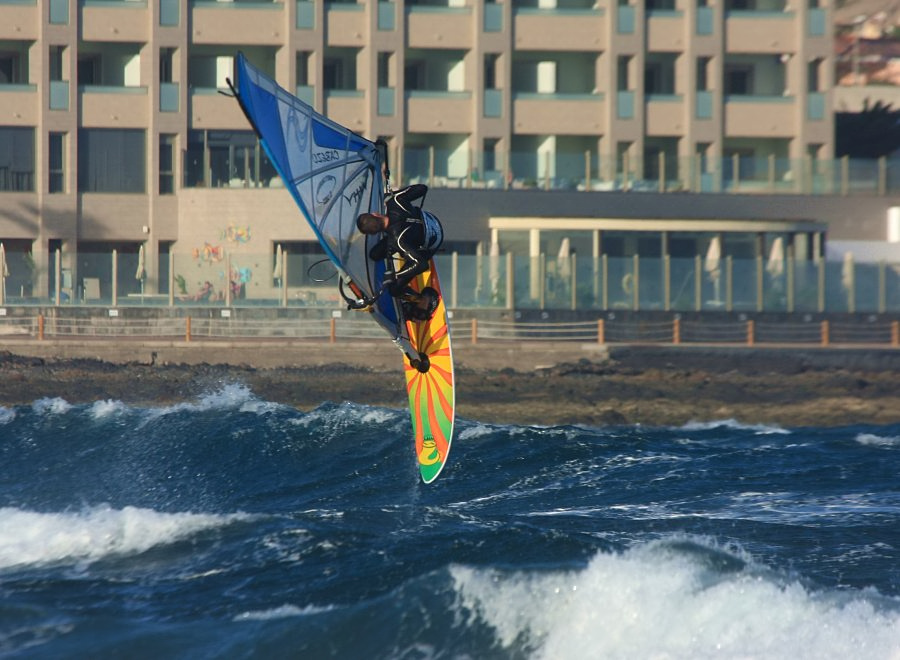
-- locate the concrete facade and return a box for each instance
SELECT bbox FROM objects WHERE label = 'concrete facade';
[2,0,898,306]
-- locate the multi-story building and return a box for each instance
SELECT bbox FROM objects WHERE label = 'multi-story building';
[4,0,894,311]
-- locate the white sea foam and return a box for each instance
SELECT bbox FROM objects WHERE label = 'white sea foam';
[89,399,128,419]
[31,397,72,416]
[0,406,15,424]
[856,433,900,447]
[681,418,790,435]
[233,603,333,622]
[457,424,498,441]
[0,505,248,570]
[291,402,399,430]
[142,383,280,421]
[451,538,900,659]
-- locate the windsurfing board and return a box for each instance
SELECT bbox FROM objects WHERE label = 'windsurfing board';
[402,261,455,484]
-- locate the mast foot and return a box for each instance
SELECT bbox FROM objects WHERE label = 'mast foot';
[410,353,430,373]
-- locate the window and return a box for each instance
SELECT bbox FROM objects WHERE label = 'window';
[404,60,425,90]
[78,55,100,86]
[617,55,631,91]
[323,50,357,91]
[645,55,676,94]
[183,130,277,189]
[0,127,35,191]
[0,50,24,84]
[296,51,311,86]
[78,129,145,192]
[807,58,821,92]
[484,53,498,89]
[378,52,392,87]
[50,46,65,82]
[160,134,175,194]
[49,132,65,193]
[160,48,175,83]
[696,56,710,91]
[724,65,753,95]
[323,59,342,89]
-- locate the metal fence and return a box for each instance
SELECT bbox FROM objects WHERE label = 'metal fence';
[2,251,900,315]
[2,313,898,348]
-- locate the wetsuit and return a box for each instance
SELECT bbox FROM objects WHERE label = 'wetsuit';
[370,184,443,296]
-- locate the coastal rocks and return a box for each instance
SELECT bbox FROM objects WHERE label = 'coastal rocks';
[0,349,899,428]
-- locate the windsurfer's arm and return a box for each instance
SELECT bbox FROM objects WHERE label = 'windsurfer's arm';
[387,184,428,220]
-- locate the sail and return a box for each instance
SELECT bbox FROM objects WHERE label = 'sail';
[231,52,403,337]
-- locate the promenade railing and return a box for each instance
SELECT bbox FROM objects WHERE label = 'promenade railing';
[1,314,898,349]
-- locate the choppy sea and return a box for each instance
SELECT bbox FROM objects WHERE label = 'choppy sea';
[1,383,899,659]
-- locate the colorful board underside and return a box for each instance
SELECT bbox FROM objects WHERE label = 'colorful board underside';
[403,262,455,483]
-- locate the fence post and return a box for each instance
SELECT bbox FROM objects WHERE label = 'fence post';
[506,252,514,310]
[597,318,605,344]
[471,317,478,344]
[892,320,899,347]
[185,316,191,342]
[112,249,118,308]
[663,254,671,312]
[673,317,681,345]
[601,254,608,310]
[633,254,640,311]
[330,317,337,343]
[747,319,754,346]
[451,251,459,309]
[821,320,829,347]
[38,314,44,340]
[694,254,702,312]
[0,244,5,306]
[281,249,289,308]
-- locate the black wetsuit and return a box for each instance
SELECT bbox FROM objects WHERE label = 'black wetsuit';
[370,184,434,295]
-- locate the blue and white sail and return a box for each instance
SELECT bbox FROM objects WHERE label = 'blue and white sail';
[230,52,405,342]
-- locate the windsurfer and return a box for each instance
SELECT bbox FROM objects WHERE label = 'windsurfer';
[357,183,444,318]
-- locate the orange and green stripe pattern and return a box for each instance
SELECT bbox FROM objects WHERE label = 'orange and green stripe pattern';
[403,265,455,483]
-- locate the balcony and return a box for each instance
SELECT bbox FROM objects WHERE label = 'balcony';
[513,93,605,135]
[725,11,795,54]
[406,91,473,133]
[80,86,149,128]
[724,95,796,138]
[0,2,38,40]
[407,5,473,50]
[513,6,605,51]
[325,2,366,47]
[0,84,37,125]
[324,90,367,133]
[646,95,685,135]
[191,0,283,45]
[190,88,248,128]
[80,0,150,42]
[647,10,685,51]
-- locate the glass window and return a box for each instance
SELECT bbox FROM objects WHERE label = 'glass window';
[160,48,175,84]
[160,134,175,194]
[78,129,145,192]
[49,132,65,193]
[183,130,277,189]
[50,46,65,82]
[0,127,35,191]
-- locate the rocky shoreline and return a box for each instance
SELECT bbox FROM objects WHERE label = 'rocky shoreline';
[1,345,898,427]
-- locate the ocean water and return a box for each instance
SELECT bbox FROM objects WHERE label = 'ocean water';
[1,384,899,659]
